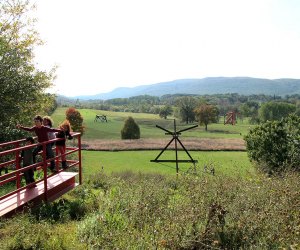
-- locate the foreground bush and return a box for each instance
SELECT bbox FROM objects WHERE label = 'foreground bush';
[245,114,300,174]
[0,171,299,249]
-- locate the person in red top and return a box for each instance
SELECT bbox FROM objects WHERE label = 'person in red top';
[17,115,61,172]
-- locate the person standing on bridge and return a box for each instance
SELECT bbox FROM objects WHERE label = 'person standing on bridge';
[43,116,56,146]
[17,115,61,172]
[20,137,36,186]
[56,120,73,169]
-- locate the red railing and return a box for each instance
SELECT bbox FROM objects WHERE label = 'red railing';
[0,132,82,202]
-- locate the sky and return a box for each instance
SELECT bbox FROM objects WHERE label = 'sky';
[33,0,300,97]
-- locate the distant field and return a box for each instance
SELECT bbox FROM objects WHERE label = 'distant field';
[51,107,254,141]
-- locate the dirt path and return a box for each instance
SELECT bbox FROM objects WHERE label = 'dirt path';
[81,138,246,151]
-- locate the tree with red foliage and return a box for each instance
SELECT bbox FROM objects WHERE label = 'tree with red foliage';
[65,108,85,135]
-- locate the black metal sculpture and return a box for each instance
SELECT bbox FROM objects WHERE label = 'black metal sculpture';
[94,115,107,122]
[151,119,198,173]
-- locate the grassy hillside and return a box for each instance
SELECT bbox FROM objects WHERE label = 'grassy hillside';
[51,107,253,140]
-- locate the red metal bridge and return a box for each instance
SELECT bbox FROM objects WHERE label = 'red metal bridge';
[0,132,82,217]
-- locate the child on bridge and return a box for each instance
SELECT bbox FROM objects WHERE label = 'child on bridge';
[56,120,73,169]
[43,116,56,146]
[20,137,36,187]
[17,115,61,172]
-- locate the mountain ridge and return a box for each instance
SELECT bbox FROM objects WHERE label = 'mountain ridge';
[73,77,300,100]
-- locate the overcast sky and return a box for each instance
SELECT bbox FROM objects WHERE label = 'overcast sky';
[33,0,300,97]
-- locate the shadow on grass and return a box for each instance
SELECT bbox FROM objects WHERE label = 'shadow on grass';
[207,129,240,134]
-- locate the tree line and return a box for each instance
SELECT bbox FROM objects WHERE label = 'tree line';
[58,93,300,128]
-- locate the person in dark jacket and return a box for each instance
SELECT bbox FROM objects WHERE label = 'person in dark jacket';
[21,137,35,186]
[56,120,73,169]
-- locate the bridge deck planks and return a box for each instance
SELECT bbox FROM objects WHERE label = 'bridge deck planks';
[0,172,78,217]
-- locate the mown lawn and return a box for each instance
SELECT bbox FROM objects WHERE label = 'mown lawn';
[51,107,255,180]
[51,107,255,140]
[81,150,254,178]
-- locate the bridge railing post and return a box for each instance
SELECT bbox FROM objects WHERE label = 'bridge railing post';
[15,142,21,190]
[42,143,48,202]
[78,133,82,185]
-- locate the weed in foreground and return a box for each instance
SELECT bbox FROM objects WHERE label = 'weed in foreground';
[0,171,299,249]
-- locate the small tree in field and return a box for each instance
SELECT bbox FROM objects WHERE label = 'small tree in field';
[66,107,85,135]
[194,104,219,131]
[177,96,197,124]
[121,117,140,139]
[244,114,300,174]
[159,105,173,119]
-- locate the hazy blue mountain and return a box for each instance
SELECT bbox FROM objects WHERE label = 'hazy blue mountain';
[74,77,300,100]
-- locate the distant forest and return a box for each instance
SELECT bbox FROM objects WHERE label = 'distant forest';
[56,93,300,123]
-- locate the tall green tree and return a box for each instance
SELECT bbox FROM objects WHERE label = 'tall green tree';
[159,105,173,119]
[258,101,296,122]
[177,97,197,124]
[194,104,219,131]
[295,100,300,116]
[240,101,259,117]
[0,0,56,142]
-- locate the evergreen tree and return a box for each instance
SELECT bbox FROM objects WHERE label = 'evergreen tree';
[121,117,140,139]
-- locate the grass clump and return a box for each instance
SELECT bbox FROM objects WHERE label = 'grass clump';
[76,171,300,249]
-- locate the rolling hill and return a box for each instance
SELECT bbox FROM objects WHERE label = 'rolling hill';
[74,77,300,100]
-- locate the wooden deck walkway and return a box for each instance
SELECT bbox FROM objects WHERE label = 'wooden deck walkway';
[0,172,78,217]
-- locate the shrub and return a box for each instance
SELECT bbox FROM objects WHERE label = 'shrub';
[66,107,85,135]
[121,116,140,139]
[244,114,300,174]
[76,171,300,249]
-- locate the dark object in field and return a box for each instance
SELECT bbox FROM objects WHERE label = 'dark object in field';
[94,115,107,122]
[151,119,198,174]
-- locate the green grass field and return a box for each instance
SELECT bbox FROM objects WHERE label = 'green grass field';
[52,107,255,179]
[2,109,298,250]
[51,107,254,140]
[81,150,254,178]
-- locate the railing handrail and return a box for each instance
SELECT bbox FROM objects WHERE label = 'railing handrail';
[0,132,81,156]
[0,138,28,149]
[0,132,82,202]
